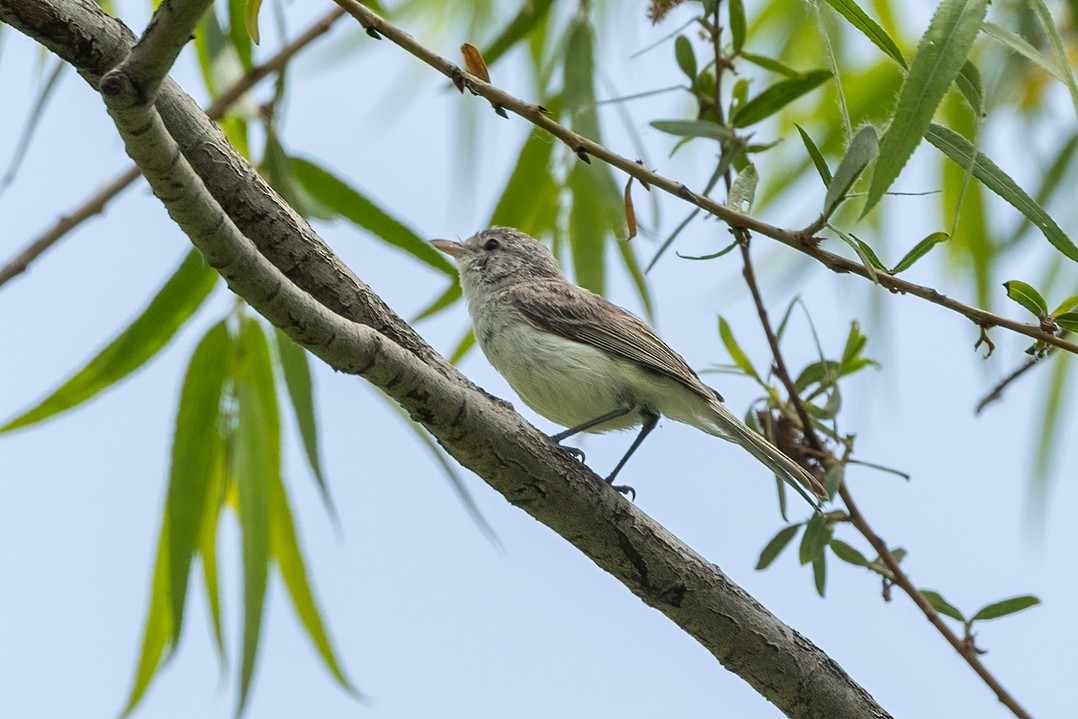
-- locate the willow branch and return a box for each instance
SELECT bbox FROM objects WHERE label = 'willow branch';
[0,7,345,290]
[334,0,1078,358]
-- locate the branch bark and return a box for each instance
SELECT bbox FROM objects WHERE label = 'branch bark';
[1,1,892,716]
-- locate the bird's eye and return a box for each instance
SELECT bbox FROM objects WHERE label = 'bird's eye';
[483,238,500,251]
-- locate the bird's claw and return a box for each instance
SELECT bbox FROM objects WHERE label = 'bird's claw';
[608,481,636,501]
[561,445,586,463]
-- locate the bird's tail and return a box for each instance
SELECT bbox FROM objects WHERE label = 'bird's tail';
[693,400,828,508]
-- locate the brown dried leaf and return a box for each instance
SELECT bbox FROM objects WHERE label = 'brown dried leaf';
[460,43,491,83]
[624,177,637,239]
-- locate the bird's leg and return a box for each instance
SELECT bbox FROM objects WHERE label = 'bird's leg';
[604,412,659,500]
[550,405,635,473]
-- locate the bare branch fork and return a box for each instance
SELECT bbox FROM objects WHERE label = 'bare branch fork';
[0,0,892,716]
[333,0,1078,358]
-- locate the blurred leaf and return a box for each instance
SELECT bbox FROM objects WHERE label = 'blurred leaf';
[166,321,232,641]
[795,123,832,186]
[729,0,746,52]
[823,464,843,499]
[228,0,253,68]
[292,158,455,275]
[650,119,733,142]
[891,231,950,273]
[920,589,966,621]
[812,553,827,596]
[260,135,334,221]
[244,0,262,45]
[624,178,638,239]
[971,595,1040,621]
[1003,280,1048,316]
[1003,133,1078,249]
[1033,350,1072,496]
[1,250,217,432]
[448,328,477,365]
[930,124,1078,259]
[198,459,227,663]
[615,235,654,321]
[799,512,832,565]
[1030,0,1078,121]
[732,69,831,128]
[1,57,64,192]
[568,163,610,295]
[829,538,870,567]
[824,125,878,218]
[274,329,334,516]
[412,282,462,323]
[981,21,1068,83]
[674,35,697,81]
[489,124,561,235]
[863,0,991,215]
[740,51,799,78]
[482,0,555,66]
[823,0,907,68]
[269,470,356,692]
[954,61,985,117]
[1055,313,1078,332]
[756,524,802,570]
[718,316,763,383]
[232,318,277,713]
[120,522,174,717]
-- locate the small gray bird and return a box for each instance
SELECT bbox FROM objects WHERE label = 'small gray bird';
[432,227,826,505]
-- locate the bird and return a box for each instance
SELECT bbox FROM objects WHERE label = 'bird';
[432,226,826,506]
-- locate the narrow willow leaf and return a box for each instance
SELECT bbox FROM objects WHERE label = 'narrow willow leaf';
[228,0,253,68]
[1030,0,1078,121]
[891,231,949,273]
[270,472,358,692]
[292,159,455,276]
[412,282,462,323]
[568,163,608,295]
[829,538,870,567]
[981,22,1067,82]
[244,0,262,44]
[166,321,232,640]
[756,524,802,570]
[489,121,561,235]
[120,522,174,717]
[954,61,985,117]
[676,241,738,261]
[274,329,334,515]
[729,0,746,53]
[852,236,887,271]
[1,250,217,432]
[930,124,1078,261]
[833,228,882,284]
[1003,280,1048,316]
[863,0,991,215]
[650,119,733,142]
[740,51,799,77]
[971,595,1040,621]
[732,69,832,128]
[795,123,833,186]
[824,125,878,218]
[482,0,555,66]
[1,57,64,190]
[798,513,831,565]
[232,319,278,713]
[1033,352,1072,493]
[448,328,477,365]
[823,0,907,68]
[718,317,762,382]
[616,236,654,322]
[812,553,827,597]
[674,35,697,81]
[198,458,227,664]
[920,589,966,621]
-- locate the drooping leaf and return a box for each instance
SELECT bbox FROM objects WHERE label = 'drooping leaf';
[1029,0,1078,121]
[824,125,878,218]
[954,60,985,117]
[244,0,263,45]
[227,0,253,68]
[971,595,1040,621]
[1003,280,1048,316]
[489,122,561,236]
[292,159,455,275]
[732,69,832,128]
[863,0,991,215]
[411,282,462,324]
[980,21,1069,83]
[823,0,907,68]
[756,524,802,570]
[891,231,950,273]
[650,119,733,142]
[481,0,556,67]
[729,0,746,52]
[795,123,833,186]
[920,589,966,621]
[829,538,870,567]
[799,512,832,565]
[674,35,697,81]
[1,250,217,432]
[0,57,65,192]
[812,553,827,596]
[718,316,762,383]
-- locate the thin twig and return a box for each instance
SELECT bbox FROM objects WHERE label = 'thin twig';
[120,0,216,99]
[0,7,346,289]
[975,355,1043,414]
[333,0,1078,357]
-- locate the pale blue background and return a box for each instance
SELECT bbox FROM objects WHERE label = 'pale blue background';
[1,3,1075,718]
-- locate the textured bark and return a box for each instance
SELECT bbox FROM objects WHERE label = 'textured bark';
[0,2,891,716]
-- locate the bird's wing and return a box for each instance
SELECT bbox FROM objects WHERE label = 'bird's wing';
[508,281,719,402]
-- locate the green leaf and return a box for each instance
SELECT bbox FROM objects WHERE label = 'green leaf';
[274,329,334,516]
[568,162,609,295]
[971,595,1040,621]
[232,318,277,714]
[740,51,800,78]
[795,123,833,186]
[166,321,232,641]
[489,117,561,236]
[718,316,762,383]
[412,282,462,323]
[292,159,455,276]
[824,125,879,218]
[1055,312,1078,333]
[1,250,216,432]
[799,512,832,565]
[728,0,747,53]
[674,35,697,81]
[920,589,966,621]
[852,236,887,271]
[756,524,802,570]
[650,119,733,142]
[823,0,907,68]
[1003,280,1048,316]
[244,0,262,45]
[863,0,991,215]
[1052,295,1078,317]
[0,57,65,191]
[228,0,254,68]
[269,470,357,693]
[732,69,832,128]
[812,553,827,597]
[891,231,950,273]
[954,60,985,117]
[1029,0,1078,121]
[481,0,555,66]
[829,538,870,567]
[834,229,882,284]
[198,460,227,664]
[448,328,477,365]
[981,21,1068,83]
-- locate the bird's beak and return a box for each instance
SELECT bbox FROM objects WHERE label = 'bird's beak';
[431,239,464,259]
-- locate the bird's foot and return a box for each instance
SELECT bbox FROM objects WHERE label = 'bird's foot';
[607,479,636,501]
[558,444,586,463]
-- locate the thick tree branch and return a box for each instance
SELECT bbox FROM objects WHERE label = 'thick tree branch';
[333,0,1078,358]
[0,1,894,716]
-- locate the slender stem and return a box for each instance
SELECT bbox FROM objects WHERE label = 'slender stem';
[0,8,346,290]
[333,0,1078,357]
[975,354,1046,414]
